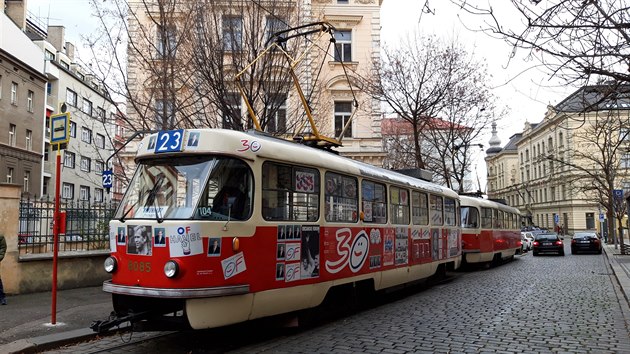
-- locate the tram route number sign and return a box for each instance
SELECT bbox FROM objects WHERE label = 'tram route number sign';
[102,170,113,189]
[155,130,184,153]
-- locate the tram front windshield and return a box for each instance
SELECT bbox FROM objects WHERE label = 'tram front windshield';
[115,156,253,221]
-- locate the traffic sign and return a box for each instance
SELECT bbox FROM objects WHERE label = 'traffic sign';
[614,189,624,200]
[102,170,113,189]
[50,113,70,145]
[554,214,560,224]
[599,213,605,222]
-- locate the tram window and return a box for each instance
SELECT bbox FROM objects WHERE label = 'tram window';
[429,194,443,226]
[495,210,503,228]
[324,172,358,222]
[361,180,386,223]
[444,198,456,226]
[262,162,320,221]
[411,191,429,225]
[461,206,479,228]
[196,158,253,221]
[481,207,492,229]
[390,186,410,225]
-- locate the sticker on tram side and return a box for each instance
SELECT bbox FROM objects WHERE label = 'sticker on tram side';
[325,228,369,274]
[169,225,203,257]
[395,227,409,265]
[186,131,200,150]
[126,225,153,256]
[448,229,460,257]
[207,237,221,257]
[431,228,440,261]
[382,228,395,266]
[411,227,432,263]
[222,252,246,279]
[284,262,301,282]
[116,226,126,245]
[275,263,285,280]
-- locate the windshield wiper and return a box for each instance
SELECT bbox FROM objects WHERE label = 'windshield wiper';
[145,175,164,223]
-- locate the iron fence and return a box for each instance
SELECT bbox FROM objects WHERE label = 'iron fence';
[18,197,118,255]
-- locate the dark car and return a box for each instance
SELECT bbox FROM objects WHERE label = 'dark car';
[533,233,564,256]
[571,231,602,254]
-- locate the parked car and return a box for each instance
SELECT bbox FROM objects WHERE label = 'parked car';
[571,231,602,254]
[533,233,565,256]
[522,232,535,250]
[520,232,533,251]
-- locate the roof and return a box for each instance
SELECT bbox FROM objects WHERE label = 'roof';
[503,133,522,151]
[555,84,630,112]
[381,117,470,135]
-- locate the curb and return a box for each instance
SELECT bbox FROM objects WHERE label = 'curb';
[604,245,630,304]
[2,325,130,354]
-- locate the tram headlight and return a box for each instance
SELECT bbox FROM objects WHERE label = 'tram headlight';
[164,260,179,278]
[104,257,117,273]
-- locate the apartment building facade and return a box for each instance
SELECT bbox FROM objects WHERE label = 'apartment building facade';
[486,85,630,235]
[121,0,385,188]
[0,9,46,197]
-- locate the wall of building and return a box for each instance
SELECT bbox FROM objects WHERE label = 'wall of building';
[0,184,109,295]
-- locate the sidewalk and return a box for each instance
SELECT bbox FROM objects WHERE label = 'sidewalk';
[2,245,630,354]
[603,242,630,303]
[0,284,118,354]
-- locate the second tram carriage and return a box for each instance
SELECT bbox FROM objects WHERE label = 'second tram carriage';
[459,195,522,265]
[98,128,463,330]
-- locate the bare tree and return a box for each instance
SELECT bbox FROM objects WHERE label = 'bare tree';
[449,0,630,90]
[373,34,503,191]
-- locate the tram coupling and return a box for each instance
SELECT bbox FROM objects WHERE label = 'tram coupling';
[90,310,152,334]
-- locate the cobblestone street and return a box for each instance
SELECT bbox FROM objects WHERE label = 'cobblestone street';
[46,242,630,353]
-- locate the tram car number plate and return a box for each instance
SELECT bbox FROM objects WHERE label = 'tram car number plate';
[155,130,185,153]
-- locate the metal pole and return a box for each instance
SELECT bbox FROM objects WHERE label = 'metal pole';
[51,147,61,324]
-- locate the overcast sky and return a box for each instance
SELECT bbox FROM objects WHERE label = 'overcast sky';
[27,0,573,191]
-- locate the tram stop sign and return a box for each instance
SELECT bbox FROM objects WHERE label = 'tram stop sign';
[102,170,113,190]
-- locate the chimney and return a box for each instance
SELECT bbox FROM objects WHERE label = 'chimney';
[5,0,27,30]
[65,41,75,61]
[47,25,66,54]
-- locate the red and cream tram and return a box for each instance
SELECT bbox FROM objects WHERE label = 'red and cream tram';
[459,195,522,266]
[97,128,462,330]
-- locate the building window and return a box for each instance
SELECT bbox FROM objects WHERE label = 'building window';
[26,129,32,150]
[333,30,352,62]
[156,25,177,58]
[558,132,564,146]
[46,82,53,96]
[66,89,77,106]
[6,167,13,183]
[60,61,70,70]
[27,90,34,112]
[82,98,93,116]
[155,99,175,129]
[62,183,74,199]
[11,82,18,105]
[23,171,30,192]
[43,176,50,196]
[80,156,91,172]
[266,17,286,42]
[222,93,241,129]
[95,160,104,174]
[96,133,105,149]
[64,151,76,168]
[45,49,55,61]
[223,16,243,51]
[622,154,630,169]
[97,107,106,122]
[334,102,353,138]
[80,185,90,201]
[95,188,104,202]
[81,127,92,144]
[44,143,49,161]
[585,212,595,230]
[9,124,16,146]
[70,121,76,138]
[268,94,286,133]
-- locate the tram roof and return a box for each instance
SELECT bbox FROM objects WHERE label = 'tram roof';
[135,129,458,199]
[459,195,521,214]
